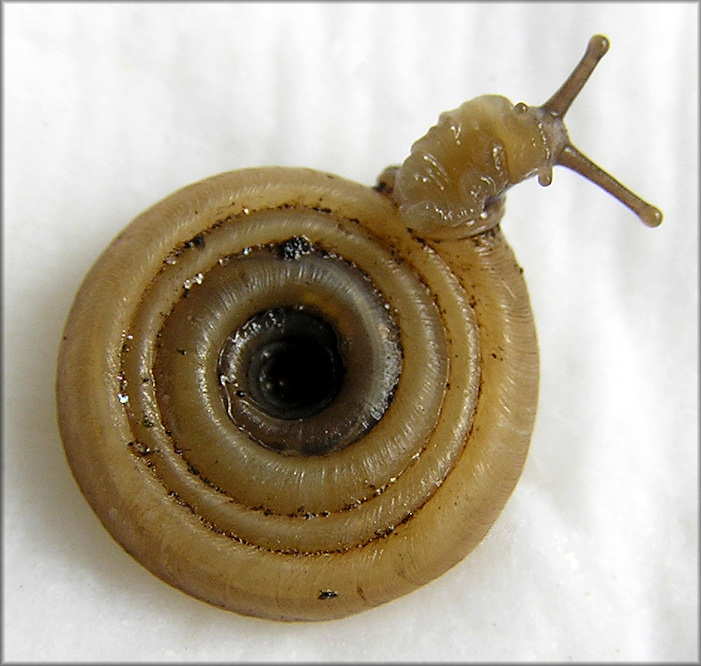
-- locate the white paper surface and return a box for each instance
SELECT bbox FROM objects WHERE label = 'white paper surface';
[4,3,698,662]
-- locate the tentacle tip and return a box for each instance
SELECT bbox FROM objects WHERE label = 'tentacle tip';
[537,167,553,187]
[589,34,610,58]
[640,204,663,228]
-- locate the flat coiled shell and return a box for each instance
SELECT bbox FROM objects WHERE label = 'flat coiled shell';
[57,166,538,621]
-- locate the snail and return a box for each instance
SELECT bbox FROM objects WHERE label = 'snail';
[56,35,661,622]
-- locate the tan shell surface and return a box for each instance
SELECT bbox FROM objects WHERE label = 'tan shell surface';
[57,167,538,621]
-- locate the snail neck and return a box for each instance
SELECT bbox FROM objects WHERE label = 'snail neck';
[412,196,507,242]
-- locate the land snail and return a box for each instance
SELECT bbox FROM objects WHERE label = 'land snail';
[57,35,662,622]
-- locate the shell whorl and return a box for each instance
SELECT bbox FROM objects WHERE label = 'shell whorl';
[57,167,538,620]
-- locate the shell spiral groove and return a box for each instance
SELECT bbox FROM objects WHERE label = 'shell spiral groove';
[57,167,538,620]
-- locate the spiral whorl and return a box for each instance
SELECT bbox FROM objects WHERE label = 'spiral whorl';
[57,167,537,620]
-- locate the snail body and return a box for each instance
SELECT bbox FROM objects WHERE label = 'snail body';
[394,95,554,233]
[57,36,661,621]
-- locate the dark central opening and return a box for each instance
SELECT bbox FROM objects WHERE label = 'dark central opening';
[243,308,344,420]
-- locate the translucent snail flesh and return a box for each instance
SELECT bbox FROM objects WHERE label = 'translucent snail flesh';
[56,35,661,621]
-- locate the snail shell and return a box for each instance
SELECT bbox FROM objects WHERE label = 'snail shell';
[57,167,537,620]
[56,36,660,621]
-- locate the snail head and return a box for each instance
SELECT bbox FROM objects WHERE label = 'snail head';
[508,34,663,228]
[392,34,662,236]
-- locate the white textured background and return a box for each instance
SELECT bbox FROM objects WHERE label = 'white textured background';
[4,3,698,662]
